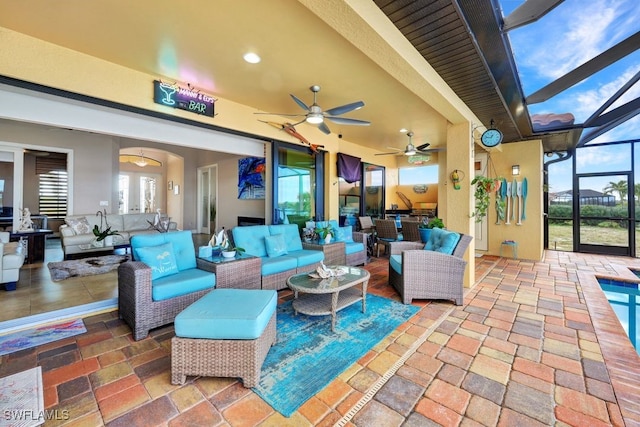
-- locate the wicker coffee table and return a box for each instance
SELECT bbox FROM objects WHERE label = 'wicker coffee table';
[196,253,261,289]
[286,266,370,332]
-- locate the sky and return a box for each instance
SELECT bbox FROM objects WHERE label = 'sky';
[499,0,640,194]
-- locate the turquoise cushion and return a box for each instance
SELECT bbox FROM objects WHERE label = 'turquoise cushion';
[131,230,196,271]
[290,249,324,268]
[336,226,354,243]
[175,289,277,340]
[268,224,303,252]
[345,242,365,255]
[389,254,402,275]
[424,228,461,255]
[265,234,288,257]
[135,242,178,280]
[232,225,270,257]
[151,268,215,301]
[261,255,298,276]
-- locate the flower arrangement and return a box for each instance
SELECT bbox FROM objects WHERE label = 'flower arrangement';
[92,209,120,242]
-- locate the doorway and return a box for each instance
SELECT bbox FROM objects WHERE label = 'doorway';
[474,153,488,251]
[197,165,218,235]
[576,173,634,256]
[118,173,162,214]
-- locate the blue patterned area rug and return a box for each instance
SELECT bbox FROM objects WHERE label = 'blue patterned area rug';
[254,294,420,417]
[0,319,86,356]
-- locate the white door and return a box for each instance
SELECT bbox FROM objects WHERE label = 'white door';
[118,173,162,214]
[474,153,488,251]
[197,165,218,234]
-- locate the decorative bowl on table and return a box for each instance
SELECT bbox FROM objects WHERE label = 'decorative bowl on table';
[221,250,236,258]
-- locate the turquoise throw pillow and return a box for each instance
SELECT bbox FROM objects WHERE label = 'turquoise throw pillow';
[424,228,461,255]
[265,234,288,258]
[336,226,354,243]
[135,242,179,280]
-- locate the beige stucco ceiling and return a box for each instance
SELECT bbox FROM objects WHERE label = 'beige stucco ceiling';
[0,0,479,153]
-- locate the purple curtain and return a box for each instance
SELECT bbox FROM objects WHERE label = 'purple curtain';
[337,153,362,183]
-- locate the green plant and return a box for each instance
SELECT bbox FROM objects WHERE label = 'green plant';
[426,217,445,229]
[222,245,245,254]
[315,224,336,239]
[92,209,120,241]
[209,199,216,222]
[471,176,502,222]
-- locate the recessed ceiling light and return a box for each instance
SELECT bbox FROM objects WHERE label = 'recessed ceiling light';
[399,128,408,133]
[243,52,261,64]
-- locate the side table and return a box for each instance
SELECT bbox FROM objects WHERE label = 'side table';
[10,229,53,264]
[196,253,261,289]
[302,240,346,265]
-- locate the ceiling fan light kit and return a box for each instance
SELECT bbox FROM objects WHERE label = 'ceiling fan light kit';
[254,84,370,135]
[375,131,445,158]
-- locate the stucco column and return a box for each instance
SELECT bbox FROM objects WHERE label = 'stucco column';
[442,121,475,288]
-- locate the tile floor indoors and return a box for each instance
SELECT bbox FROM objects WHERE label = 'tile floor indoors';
[0,238,639,426]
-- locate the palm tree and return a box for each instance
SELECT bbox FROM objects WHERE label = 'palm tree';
[603,180,628,204]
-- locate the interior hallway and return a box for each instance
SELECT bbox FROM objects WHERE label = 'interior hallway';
[0,249,639,425]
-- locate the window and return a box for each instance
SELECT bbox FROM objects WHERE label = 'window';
[39,170,68,218]
[399,165,438,185]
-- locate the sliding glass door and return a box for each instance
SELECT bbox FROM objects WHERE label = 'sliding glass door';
[272,141,324,229]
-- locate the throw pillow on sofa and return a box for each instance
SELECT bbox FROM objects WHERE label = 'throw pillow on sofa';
[135,242,179,280]
[424,228,461,255]
[335,226,354,243]
[65,216,91,234]
[265,234,288,257]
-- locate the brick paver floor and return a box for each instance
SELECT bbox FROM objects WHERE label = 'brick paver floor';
[0,251,639,426]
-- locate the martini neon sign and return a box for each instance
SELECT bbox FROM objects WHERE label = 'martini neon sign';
[153,80,216,117]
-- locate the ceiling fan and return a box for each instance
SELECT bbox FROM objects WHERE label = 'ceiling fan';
[375,131,445,157]
[255,85,370,135]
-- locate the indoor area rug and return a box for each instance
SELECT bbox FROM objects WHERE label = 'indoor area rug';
[253,294,420,417]
[0,367,44,427]
[47,254,128,281]
[0,319,86,356]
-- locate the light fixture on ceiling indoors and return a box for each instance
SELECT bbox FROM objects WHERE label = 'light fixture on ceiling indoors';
[119,150,162,168]
[134,151,148,167]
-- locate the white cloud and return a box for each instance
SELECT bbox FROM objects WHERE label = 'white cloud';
[510,0,638,81]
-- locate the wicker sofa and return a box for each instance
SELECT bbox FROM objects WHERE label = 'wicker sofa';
[388,229,472,305]
[118,230,216,340]
[231,224,324,290]
[60,213,177,258]
[315,220,367,266]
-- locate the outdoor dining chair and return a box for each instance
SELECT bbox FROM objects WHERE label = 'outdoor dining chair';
[374,218,402,257]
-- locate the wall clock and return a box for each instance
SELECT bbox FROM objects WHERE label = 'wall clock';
[480,120,503,148]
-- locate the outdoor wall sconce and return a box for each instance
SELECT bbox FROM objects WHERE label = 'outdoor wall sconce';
[512,165,520,176]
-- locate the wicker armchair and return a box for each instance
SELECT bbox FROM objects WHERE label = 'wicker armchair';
[388,233,472,305]
[374,218,402,257]
[118,231,215,340]
[400,219,421,242]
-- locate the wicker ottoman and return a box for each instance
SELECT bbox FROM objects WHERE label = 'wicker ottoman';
[171,289,277,388]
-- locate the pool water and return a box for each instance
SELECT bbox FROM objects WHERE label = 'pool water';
[597,276,639,354]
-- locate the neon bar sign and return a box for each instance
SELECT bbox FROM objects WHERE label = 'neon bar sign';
[153,80,216,117]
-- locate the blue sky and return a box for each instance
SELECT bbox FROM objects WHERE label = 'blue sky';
[500,0,640,194]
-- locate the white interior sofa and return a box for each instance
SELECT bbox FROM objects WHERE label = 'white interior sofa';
[0,231,26,290]
[60,213,177,258]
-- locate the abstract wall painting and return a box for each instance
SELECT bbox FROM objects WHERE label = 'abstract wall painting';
[238,157,266,199]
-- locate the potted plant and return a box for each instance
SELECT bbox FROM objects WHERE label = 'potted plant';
[418,217,445,243]
[315,224,336,244]
[92,209,120,246]
[209,199,216,232]
[471,175,502,222]
[221,244,245,259]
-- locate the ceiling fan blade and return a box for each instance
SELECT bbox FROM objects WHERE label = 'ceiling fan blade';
[374,151,403,156]
[325,116,371,126]
[290,93,310,111]
[325,101,365,116]
[318,122,331,135]
[420,147,446,153]
[416,142,431,151]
